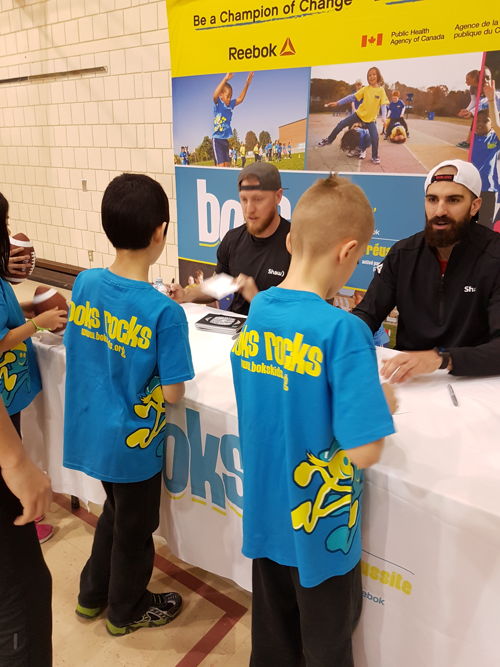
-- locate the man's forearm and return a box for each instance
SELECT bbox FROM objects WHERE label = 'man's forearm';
[448,338,500,376]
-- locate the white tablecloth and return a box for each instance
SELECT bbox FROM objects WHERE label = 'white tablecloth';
[22,303,500,667]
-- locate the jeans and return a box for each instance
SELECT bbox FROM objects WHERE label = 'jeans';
[250,558,362,667]
[78,472,162,626]
[327,112,380,159]
[0,413,52,666]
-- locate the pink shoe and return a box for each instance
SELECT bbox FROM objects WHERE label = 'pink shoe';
[36,523,54,544]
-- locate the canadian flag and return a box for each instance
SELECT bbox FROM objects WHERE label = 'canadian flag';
[361,33,383,47]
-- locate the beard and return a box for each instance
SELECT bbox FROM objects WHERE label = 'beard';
[424,213,471,248]
[245,209,276,236]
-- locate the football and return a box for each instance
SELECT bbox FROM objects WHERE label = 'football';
[32,286,69,334]
[6,233,36,284]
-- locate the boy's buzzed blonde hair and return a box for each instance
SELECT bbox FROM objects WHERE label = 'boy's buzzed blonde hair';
[291,175,374,256]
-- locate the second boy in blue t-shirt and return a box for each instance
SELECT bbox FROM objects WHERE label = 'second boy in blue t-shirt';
[231,175,396,665]
[64,174,194,636]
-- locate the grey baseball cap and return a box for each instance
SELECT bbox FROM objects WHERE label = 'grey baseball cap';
[238,162,282,191]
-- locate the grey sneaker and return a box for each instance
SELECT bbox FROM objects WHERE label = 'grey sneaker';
[317,138,330,146]
[106,592,182,636]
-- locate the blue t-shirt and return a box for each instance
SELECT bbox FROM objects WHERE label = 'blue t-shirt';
[472,130,500,192]
[63,269,194,483]
[230,287,395,587]
[388,100,405,119]
[212,98,236,140]
[0,278,42,415]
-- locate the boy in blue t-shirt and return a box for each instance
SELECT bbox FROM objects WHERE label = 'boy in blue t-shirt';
[472,107,500,229]
[384,90,409,139]
[231,175,396,665]
[64,174,194,636]
[212,71,253,167]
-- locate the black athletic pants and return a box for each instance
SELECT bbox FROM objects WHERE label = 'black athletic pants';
[250,558,362,667]
[385,117,409,136]
[0,412,52,666]
[78,471,162,626]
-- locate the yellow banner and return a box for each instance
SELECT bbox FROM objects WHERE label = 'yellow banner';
[166,0,499,77]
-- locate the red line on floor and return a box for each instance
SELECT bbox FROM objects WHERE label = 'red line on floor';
[175,613,244,667]
[53,493,249,665]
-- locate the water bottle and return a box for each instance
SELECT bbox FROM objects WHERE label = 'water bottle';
[153,277,168,295]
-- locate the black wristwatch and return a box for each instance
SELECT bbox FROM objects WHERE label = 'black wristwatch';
[436,347,451,370]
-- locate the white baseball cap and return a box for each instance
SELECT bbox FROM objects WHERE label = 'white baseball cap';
[424,159,482,198]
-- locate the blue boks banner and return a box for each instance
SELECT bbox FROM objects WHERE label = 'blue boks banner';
[175,165,425,290]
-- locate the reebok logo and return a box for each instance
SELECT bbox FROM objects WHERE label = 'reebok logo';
[229,38,295,61]
[280,37,296,56]
[464,285,476,293]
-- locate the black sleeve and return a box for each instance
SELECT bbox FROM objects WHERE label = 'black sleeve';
[215,234,230,275]
[352,249,398,333]
[448,271,500,376]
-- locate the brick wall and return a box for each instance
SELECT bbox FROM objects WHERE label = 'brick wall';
[0,0,177,283]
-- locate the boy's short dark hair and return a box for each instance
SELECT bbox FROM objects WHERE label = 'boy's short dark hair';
[477,109,490,121]
[101,173,169,249]
[340,128,361,152]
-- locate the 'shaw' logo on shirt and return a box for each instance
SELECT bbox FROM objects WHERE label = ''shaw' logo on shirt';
[464,285,476,293]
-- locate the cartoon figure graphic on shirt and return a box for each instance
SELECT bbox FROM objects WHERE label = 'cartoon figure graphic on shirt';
[126,376,166,453]
[291,442,362,554]
[0,342,31,409]
[214,114,228,134]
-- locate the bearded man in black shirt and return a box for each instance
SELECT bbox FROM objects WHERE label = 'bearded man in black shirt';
[353,159,500,381]
[171,163,290,315]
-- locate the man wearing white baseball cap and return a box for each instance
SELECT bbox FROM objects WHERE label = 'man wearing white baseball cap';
[353,159,500,381]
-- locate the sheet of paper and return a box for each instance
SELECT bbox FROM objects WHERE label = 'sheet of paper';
[200,273,239,300]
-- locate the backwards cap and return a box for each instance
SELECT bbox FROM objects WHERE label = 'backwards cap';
[238,162,282,191]
[424,159,482,198]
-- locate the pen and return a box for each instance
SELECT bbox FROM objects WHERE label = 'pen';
[447,383,459,407]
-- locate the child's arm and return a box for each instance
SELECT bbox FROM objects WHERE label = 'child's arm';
[484,81,500,136]
[345,385,397,469]
[0,308,67,354]
[162,382,185,404]
[0,399,52,525]
[235,72,254,106]
[325,93,356,108]
[346,438,384,469]
[213,73,233,103]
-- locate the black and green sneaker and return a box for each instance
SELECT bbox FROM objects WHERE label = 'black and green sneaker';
[75,603,105,620]
[105,592,182,636]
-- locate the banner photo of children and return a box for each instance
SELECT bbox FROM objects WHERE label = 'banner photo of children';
[306,52,483,175]
[172,68,310,170]
[470,50,500,232]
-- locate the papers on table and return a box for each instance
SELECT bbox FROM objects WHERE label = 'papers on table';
[200,273,239,300]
